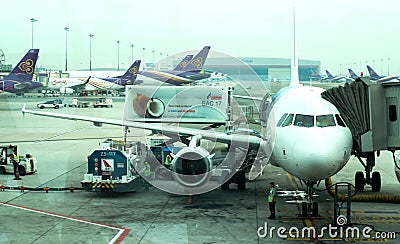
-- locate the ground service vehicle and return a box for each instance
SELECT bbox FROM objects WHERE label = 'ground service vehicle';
[37,99,63,109]
[81,139,143,192]
[0,145,38,175]
[93,98,113,108]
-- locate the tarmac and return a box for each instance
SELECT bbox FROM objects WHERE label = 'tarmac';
[0,94,399,243]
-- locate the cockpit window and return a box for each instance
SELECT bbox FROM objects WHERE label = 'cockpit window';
[277,113,288,127]
[282,114,294,127]
[316,115,336,127]
[335,114,346,127]
[294,114,314,127]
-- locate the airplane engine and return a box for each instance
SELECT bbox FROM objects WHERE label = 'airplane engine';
[132,94,165,118]
[60,87,74,94]
[171,146,213,188]
[146,98,165,118]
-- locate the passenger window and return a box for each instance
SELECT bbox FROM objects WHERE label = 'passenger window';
[277,113,288,127]
[282,114,294,127]
[294,114,314,127]
[316,115,336,127]
[335,114,346,127]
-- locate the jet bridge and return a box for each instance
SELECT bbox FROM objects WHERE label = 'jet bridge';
[321,77,400,192]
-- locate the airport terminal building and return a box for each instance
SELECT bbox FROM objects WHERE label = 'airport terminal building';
[204,57,321,81]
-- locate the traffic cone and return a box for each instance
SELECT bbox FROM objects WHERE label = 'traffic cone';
[13,166,21,180]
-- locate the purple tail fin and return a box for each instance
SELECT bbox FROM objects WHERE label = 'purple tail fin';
[173,55,193,71]
[181,46,211,71]
[348,69,358,79]
[121,60,141,80]
[6,49,39,81]
[366,65,380,79]
[325,70,334,79]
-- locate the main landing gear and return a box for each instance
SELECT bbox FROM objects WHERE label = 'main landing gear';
[354,152,381,192]
[300,181,319,217]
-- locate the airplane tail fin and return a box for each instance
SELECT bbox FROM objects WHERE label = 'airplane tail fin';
[367,65,380,79]
[325,70,334,79]
[181,46,211,71]
[121,60,141,80]
[6,49,39,81]
[173,54,193,71]
[348,69,358,79]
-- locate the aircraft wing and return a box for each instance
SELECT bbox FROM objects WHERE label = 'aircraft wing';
[21,105,263,150]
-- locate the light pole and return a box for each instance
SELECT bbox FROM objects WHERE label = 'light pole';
[131,44,135,62]
[89,34,94,71]
[117,41,120,70]
[142,47,146,69]
[64,27,70,71]
[388,57,390,75]
[152,50,155,64]
[30,18,37,49]
[381,58,384,74]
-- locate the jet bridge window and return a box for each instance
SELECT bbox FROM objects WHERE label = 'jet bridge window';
[389,105,397,122]
[294,114,314,128]
[316,115,336,127]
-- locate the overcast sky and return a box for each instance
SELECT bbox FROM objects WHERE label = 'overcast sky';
[1,0,399,75]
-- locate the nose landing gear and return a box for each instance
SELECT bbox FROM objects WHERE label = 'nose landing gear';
[354,152,381,192]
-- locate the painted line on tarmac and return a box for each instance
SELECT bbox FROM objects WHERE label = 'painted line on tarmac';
[0,201,130,244]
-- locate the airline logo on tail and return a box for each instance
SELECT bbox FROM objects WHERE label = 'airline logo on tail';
[367,65,379,78]
[18,59,35,74]
[129,66,139,75]
[191,57,203,68]
[180,60,189,68]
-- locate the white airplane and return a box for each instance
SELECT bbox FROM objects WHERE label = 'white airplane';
[22,7,354,215]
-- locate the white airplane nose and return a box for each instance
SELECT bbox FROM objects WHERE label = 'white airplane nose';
[285,128,351,181]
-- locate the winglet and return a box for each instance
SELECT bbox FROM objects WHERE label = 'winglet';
[22,103,26,116]
[84,76,91,85]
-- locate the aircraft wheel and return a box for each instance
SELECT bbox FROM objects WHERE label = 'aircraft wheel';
[371,172,381,192]
[301,202,308,217]
[237,171,246,190]
[355,171,365,192]
[312,202,319,217]
[0,167,5,174]
[221,182,229,190]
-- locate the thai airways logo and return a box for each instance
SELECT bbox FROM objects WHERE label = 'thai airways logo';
[191,57,203,68]
[206,92,222,100]
[129,66,139,74]
[180,60,188,67]
[18,59,34,74]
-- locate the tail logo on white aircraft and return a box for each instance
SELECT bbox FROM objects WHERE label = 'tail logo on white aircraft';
[191,57,203,68]
[18,59,34,74]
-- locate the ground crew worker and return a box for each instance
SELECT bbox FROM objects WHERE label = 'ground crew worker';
[267,181,276,219]
[11,151,21,180]
[164,154,172,169]
[143,161,151,191]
